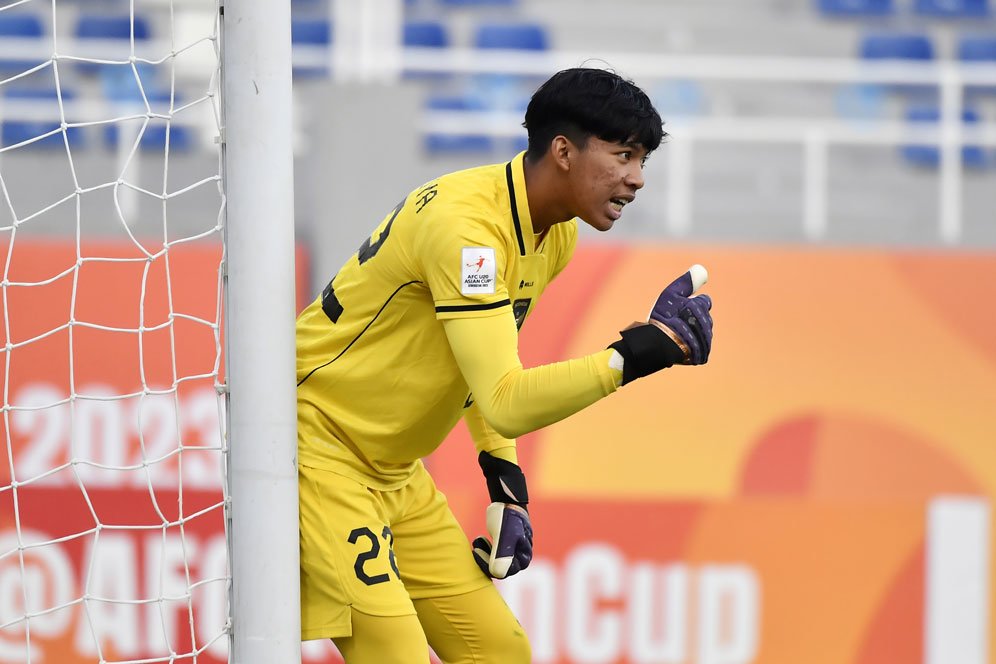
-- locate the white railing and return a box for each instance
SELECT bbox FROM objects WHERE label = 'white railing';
[3,37,995,242]
[401,49,996,244]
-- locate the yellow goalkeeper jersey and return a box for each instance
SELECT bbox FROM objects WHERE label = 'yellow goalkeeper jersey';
[296,152,579,489]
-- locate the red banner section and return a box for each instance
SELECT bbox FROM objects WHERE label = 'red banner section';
[0,241,311,663]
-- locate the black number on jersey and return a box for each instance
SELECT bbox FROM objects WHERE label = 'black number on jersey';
[357,198,405,265]
[348,525,401,585]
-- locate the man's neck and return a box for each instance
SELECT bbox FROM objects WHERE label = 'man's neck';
[522,154,573,235]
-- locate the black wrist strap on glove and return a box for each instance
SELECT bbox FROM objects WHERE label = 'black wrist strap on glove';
[478,451,529,508]
[609,324,686,386]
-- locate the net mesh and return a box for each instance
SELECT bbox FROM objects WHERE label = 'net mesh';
[0,0,229,661]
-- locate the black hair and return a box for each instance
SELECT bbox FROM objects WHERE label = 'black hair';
[523,67,665,162]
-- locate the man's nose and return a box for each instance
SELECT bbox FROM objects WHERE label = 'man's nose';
[626,163,645,190]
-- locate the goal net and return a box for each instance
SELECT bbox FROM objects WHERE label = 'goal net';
[0,0,231,661]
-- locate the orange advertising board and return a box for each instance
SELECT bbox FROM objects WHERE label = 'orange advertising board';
[0,240,993,663]
[429,243,996,664]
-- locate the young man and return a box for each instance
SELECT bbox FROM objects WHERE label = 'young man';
[297,67,713,663]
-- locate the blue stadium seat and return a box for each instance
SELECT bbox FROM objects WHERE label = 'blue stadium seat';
[103,88,193,152]
[2,88,84,149]
[404,20,449,48]
[439,0,516,6]
[959,35,996,97]
[958,34,996,61]
[860,33,936,98]
[473,22,548,51]
[402,21,450,78]
[914,0,989,17]
[292,18,332,45]
[0,12,43,37]
[817,0,895,17]
[75,14,150,40]
[900,106,988,168]
[0,13,46,72]
[860,33,934,60]
[470,22,548,108]
[291,19,332,77]
[423,95,494,154]
[74,15,151,75]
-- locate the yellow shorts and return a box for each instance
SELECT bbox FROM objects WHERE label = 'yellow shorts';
[299,461,492,641]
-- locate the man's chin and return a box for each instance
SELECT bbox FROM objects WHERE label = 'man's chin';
[581,215,615,232]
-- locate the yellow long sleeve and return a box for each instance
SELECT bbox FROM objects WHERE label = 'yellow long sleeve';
[443,313,622,439]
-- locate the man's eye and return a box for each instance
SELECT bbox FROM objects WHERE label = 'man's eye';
[620,152,631,160]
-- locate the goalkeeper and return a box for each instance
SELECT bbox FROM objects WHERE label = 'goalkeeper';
[297,67,713,663]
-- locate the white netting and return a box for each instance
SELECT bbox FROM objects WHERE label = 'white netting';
[0,0,229,661]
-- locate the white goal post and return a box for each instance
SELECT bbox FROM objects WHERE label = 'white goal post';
[0,0,300,659]
[220,0,300,662]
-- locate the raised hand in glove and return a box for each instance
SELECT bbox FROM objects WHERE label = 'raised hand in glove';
[649,264,713,365]
[609,264,712,385]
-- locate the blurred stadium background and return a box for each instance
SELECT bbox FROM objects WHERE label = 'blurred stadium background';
[0,0,994,662]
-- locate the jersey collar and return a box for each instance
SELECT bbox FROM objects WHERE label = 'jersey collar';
[504,151,535,257]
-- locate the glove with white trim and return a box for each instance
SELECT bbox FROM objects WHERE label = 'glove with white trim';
[608,265,712,385]
[472,451,533,579]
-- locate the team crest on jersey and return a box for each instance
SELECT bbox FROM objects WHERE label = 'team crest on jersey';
[512,298,531,330]
[461,247,496,294]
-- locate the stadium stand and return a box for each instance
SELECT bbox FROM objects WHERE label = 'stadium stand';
[900,105,988,168]
[472,22,548,51]
[859,32,935,60]
[423,94,495,154]
[291,17,332,77]
[0,12,45,73]
[2,87,83,149]
[818,0,895,18]
[913,0,990,18]
[74,14,152,75]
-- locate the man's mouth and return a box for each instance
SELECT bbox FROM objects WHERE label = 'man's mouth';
[610,197,633,213]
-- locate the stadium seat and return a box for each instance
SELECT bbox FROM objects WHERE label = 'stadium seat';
[913,0,989,17]
[469,22,549,109]
[423,95,494,154]
[439,0,516,6]
[292,18,332,45]
[860,33,934,60]
[75,14,150,41]
[860,33,936,98]
[900,106,988,169]
[0,13,46,72]
[2,88,83,149]
[817,0,895,17]
[473,22,548,51]
[402,20,451,78]
[958,34,996,97]
[958,33,996,61]
[291,18,332,77]
[404,20,450,48]
[103,88,193,152]
[74,15,151,75]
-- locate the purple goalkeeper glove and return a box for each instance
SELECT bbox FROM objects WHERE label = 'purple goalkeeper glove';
[472,503,533,579]
[608,264,712,384]
[473,451,533,579]
[649,265,713,365]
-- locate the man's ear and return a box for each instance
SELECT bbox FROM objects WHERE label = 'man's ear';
[551,135,572,172]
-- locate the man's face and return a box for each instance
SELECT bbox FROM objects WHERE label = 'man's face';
[568,136,647,232]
